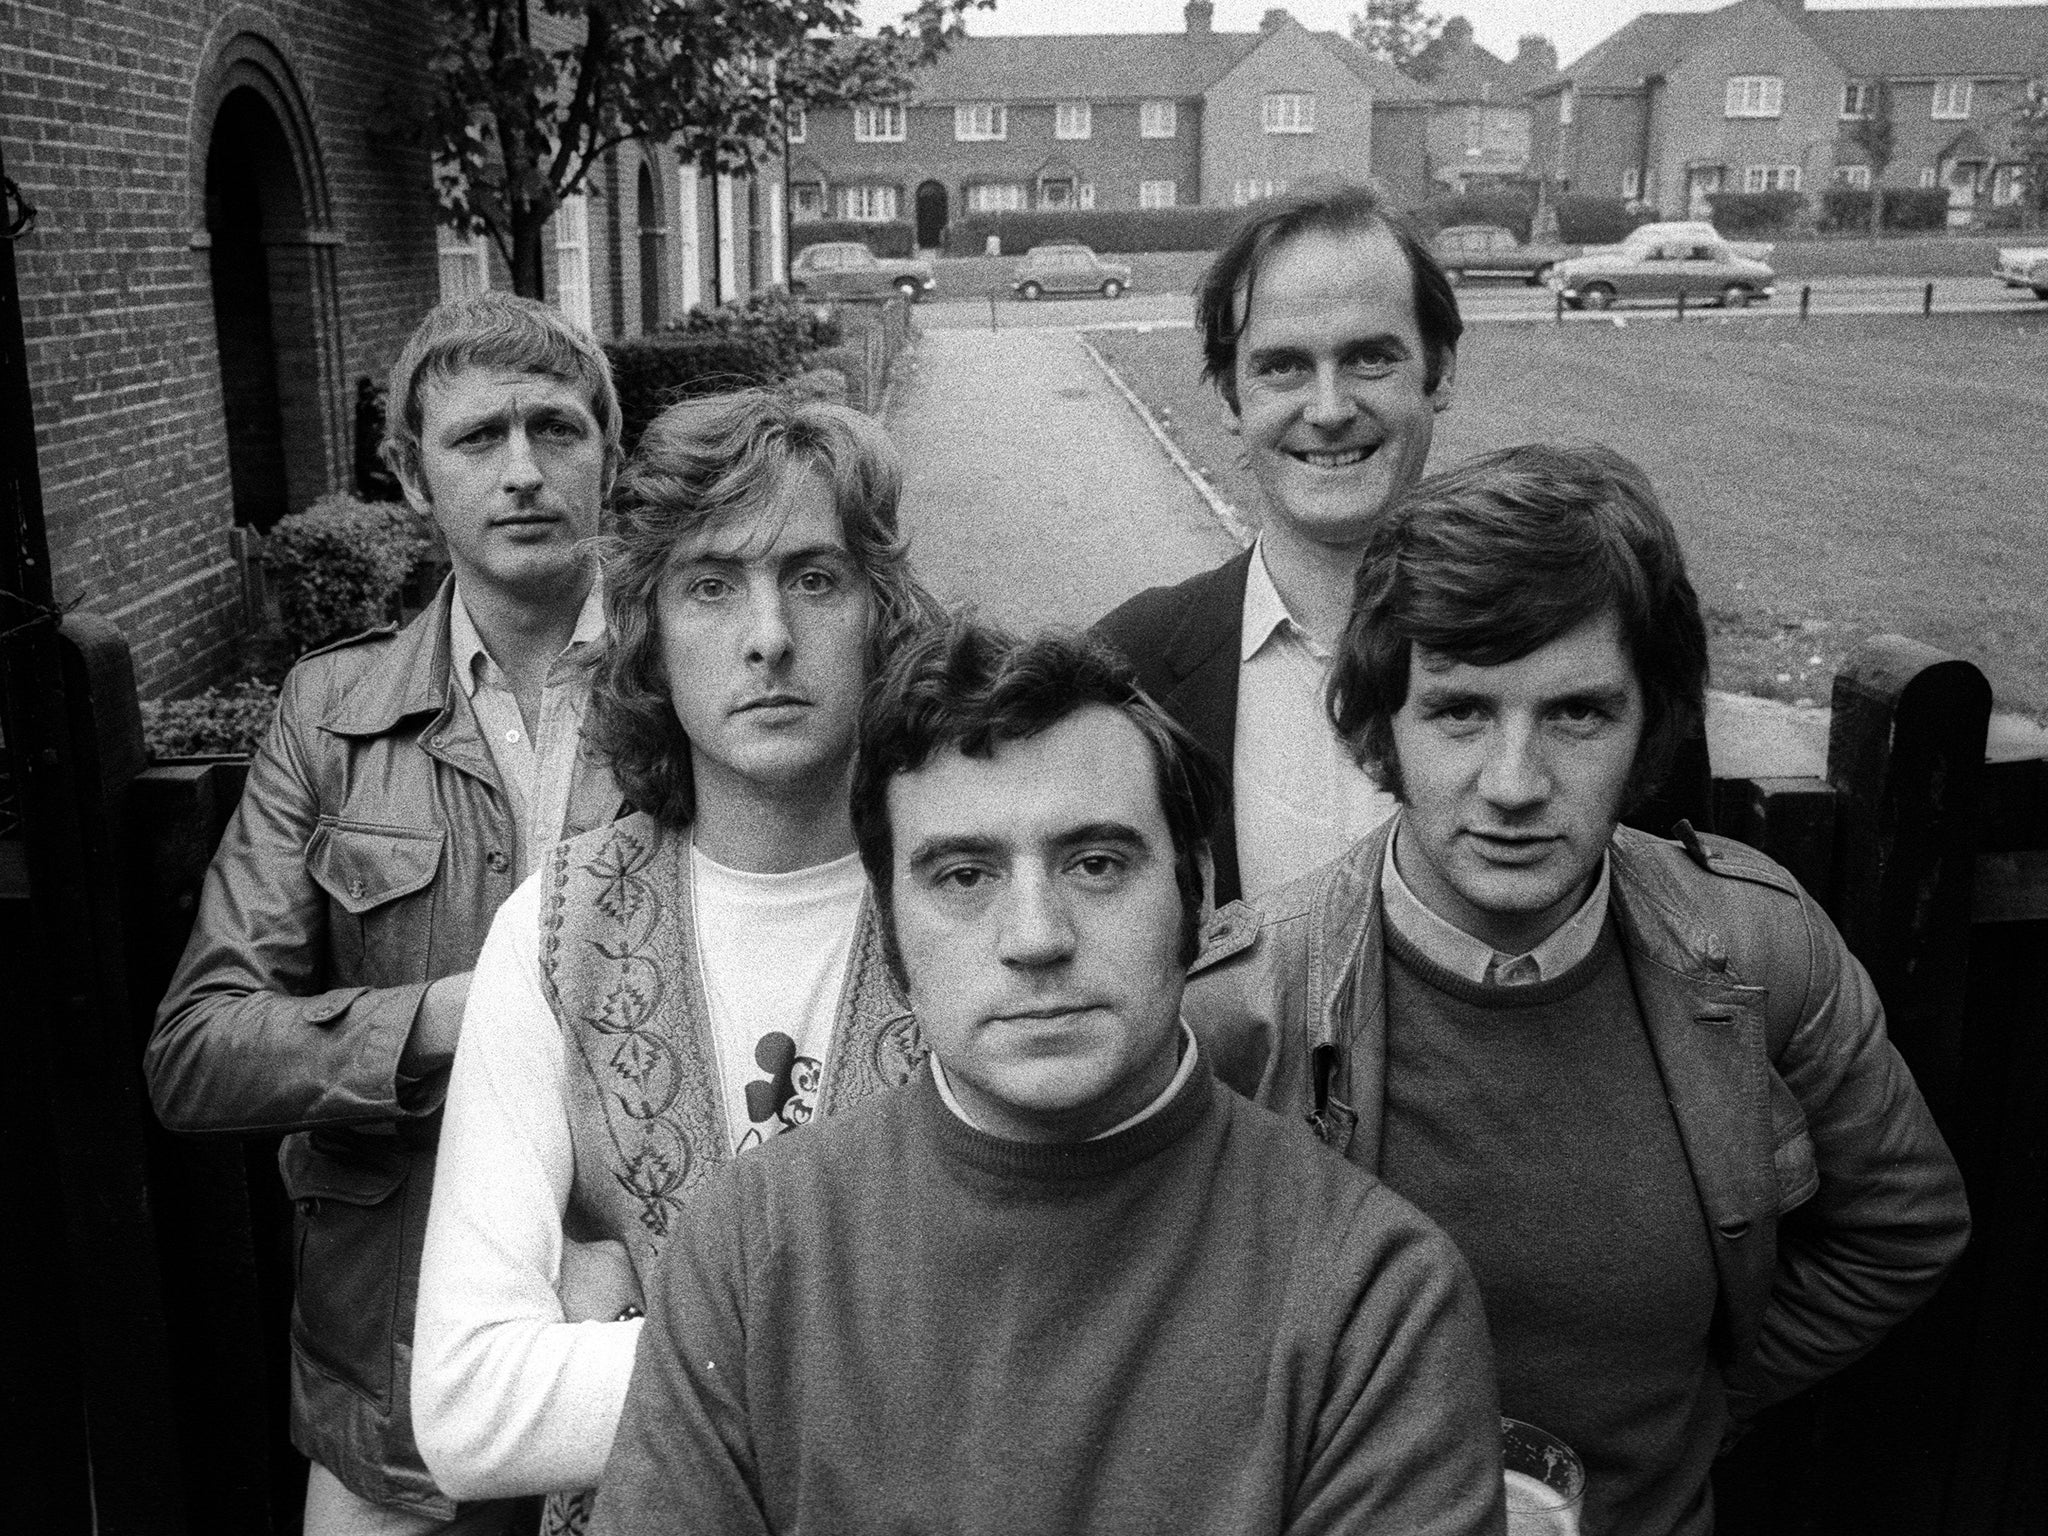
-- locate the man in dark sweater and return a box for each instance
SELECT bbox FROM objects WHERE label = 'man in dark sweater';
[591,622,1507,1536]
[1185,444,1969,1535]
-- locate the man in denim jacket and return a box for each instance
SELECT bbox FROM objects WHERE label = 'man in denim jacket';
[148,294,623,1534]
[1183,443,1968,1536]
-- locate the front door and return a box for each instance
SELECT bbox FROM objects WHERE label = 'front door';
[915,180,947,251]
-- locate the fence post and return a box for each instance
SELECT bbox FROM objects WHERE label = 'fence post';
[1800,284,1812,320]
[1825,635,1990,1112]
[1924,280,1935,316]
[1676,288,1686,322]
[1554,288,1564,325]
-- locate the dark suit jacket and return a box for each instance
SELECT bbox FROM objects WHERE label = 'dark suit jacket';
[1092,550,1714,910]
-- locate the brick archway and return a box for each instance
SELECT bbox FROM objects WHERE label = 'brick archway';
[191,21,345,529]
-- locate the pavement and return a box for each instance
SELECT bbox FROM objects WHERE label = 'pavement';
[885,313,2045,783]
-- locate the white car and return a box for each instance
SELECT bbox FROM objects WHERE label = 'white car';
[1598,221,1776,264]
[1994,246,2048,298]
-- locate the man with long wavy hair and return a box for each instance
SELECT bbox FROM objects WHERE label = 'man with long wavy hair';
[410,390,939,1528]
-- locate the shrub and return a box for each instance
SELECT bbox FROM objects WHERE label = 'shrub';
[941,207,1250,256]
[141,679,280,760]
[790,220,917,258]
[1817,186,1955,233]
[264,495,432,658]
[606,331,788,448]
[1705,190,1806,235]
[1554,195,1657,246]
[1417,189,1539,242]
[668,290,842,374]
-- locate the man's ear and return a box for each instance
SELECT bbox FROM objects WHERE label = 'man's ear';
[396,461,435,523]
[1431,348,1457,414]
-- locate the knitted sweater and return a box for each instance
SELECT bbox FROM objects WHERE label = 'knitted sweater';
[591,1063,1507,1536]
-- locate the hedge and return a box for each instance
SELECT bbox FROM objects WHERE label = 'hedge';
[142,679,280,760]
[790,220,917,258]
[1554,196,1658,246]
[941,206,1250,256]
[1704,190,1806,235]
[1817,186,1954,233]
[606,332,788,449]
[1416,189,1538,242]
[264,495,432,658]
[668,290,842,375]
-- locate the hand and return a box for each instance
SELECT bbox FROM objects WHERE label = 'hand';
[558,1238,642,1323]
[401,970,473,1075]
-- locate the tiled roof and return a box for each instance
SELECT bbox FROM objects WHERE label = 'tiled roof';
[1413,39,1512,100]
[1801,6,2048,78]
[898,26,1434,105]
[1549,10,1711,92]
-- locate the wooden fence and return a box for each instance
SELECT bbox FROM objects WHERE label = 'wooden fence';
[3,623,2043,1534]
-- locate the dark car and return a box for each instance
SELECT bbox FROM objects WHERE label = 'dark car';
[1012,245,1134,300]
[788,242,936,302]
[1430,224,1572,286]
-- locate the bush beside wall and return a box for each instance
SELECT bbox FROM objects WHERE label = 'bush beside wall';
[1705,190,1807,235]
[789,220,917,258]
[1416,189,1539,241]
[1818,186,1954,233]
[141,679,280,760]
[941,207,1250,256]
[263,495,432,659]
[607,333,788,449]
[1554,196,1658,246]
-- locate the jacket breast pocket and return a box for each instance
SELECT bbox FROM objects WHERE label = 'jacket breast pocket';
[306,821,445,989]
[280,1132,411,1410]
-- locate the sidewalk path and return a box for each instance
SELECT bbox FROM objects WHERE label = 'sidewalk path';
[887,327,1240,632]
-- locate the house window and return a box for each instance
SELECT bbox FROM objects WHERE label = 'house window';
[790,182,825,222]
[787,107,807,143]
[1140,99,1178,138]
[1232,178,1286,205]
[1841,81,1874,118]
[955,103,1006,141]
[853,104,905,142]
[966,182,1024,213]
[1079,183,1096,209]
[552,195,591,331]
[1622,167,1641,199]
[1833,165,1872,189]
[1559,88,1574,125]
[1263,92,1315,133]
[1139,180,1177,209]
[1743,164,1801,192]
[1055,102,1091,140]
[1725,76,1783,117]
[1918,167,1938,188]
[842,184,899,221]
[437,229,490,301]
[1931,79,1972,119]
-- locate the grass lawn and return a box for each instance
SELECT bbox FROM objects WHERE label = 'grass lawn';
[1088,312,2048,716]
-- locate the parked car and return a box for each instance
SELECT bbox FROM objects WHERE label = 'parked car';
[1550,236,1777,310]
[788,242,936,302]
[1994,245,2048,298]
[1429,224,1573,285]
[1013,245,1133,300]
[1609,221,1775,263]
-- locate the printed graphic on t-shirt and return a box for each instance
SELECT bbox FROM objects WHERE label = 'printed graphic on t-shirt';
[736,1031,822,1151]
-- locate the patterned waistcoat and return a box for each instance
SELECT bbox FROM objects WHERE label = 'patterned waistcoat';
[535,812,924,1291]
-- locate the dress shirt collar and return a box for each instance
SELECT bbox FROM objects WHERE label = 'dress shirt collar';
[1239,539,1330,665]
[449,577,605,699]
[1379,817,1612,986]
[931,1023,1200,1140]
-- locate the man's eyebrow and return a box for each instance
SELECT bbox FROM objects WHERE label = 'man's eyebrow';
[1052,821,1151,853]
[904,834,1005,874]
[677,540,852,570]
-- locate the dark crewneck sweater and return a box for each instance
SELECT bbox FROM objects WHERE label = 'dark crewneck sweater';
[592,1061,1507,1536]
[1381,921,1723,1536]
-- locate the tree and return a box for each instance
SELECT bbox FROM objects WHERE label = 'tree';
[425,0,990,298]
[2012,79,2048,230]
[1844,78,1896,243]
[1350,0,1443,75]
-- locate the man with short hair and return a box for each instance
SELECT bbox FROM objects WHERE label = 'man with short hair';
[1186,443,1969,1535]
[589,621,1508,1536]
[148,292,626,1534]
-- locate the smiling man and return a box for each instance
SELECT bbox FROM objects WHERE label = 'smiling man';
[149,293,627,1535]
[588,620,1508,1536]
[1094,182,1461,907]
[1185,444,1969,1536]
[408,390,937,1530]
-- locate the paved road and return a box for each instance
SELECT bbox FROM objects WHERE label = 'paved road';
[885,326,1241,633]
[916,274,2044,331]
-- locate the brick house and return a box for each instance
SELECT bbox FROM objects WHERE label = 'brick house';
[787,1,1434,249]
[1410,21,1558,194]
[1527,0,2048,223]
[4,0,447,697]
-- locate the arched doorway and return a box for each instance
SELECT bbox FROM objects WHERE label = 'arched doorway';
[637,161,666,332]
[915,180,948,251]
[198,35,342,532]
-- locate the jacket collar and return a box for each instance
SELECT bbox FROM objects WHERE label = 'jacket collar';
[1161,547,1253,684]
[320,578,460,739]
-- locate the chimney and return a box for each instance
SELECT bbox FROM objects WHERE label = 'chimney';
[1516,35,1558,77]
[1184,0,1213,35]
[1260,7,1291,32]
[1442,16,1474,47]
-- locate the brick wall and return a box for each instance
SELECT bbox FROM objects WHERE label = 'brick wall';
[1202,23,1377,206]
[3,0,440,698]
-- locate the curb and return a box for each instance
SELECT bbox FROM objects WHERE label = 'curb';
[1076,330,1254,551]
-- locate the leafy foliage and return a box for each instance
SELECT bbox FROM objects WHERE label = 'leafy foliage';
[2011,79,2048,226]
[790,220,919,258]
[941,207,1251,256]
[1704,190,1806,235]
[670,290,843,372]
[422,0,989,296]
[606,332,790,449]
[1553,196,1657,246]
[142,680,281,760]
[1844,80,1896,241]
[1350,0,1443,72]
[264,495,434,659]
